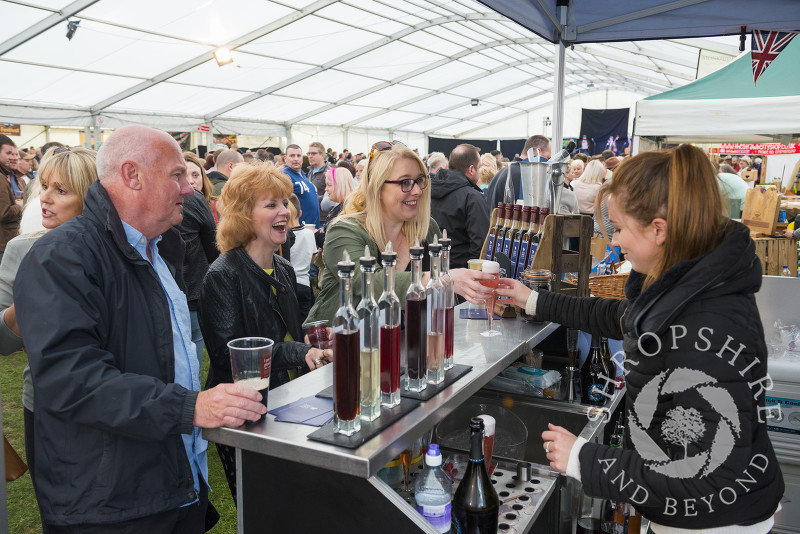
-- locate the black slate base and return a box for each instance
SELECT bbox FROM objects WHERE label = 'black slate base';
[316,363,473,402]
[307,397,420,449]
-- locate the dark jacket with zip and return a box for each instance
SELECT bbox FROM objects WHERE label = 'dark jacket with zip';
[534,220,783,529]
[176,189,218,310]
[14,181,199,526]
[430,168,490,269]
[198,246,310,391]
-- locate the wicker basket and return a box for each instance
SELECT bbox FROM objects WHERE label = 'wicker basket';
[588,273,629,299]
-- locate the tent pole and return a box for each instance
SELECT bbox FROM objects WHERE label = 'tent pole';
[92,115,99,150]
[551,5,567,154]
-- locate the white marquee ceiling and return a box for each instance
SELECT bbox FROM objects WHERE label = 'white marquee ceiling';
[0,0,743,136]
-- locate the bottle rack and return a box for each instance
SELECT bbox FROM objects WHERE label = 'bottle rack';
[530,214,593,297]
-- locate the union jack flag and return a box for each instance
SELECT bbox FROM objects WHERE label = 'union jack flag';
[751,30,797,86]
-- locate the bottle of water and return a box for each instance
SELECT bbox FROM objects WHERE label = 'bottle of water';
[414,443,452,533]
[782,265,792,277]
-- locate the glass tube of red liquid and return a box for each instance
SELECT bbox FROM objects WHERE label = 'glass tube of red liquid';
[405,239,428,393]
[333,250,360,436]
[426,237,446,385]
[439,230,455,370]
[378,241,402,407]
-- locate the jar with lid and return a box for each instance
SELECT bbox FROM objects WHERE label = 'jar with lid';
[518,269,551,322]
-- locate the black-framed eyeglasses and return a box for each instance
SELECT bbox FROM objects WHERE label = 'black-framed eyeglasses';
[384,176,427,193]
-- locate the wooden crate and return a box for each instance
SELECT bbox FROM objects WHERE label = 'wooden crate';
[530,214,593,296]
[753,237,798,276]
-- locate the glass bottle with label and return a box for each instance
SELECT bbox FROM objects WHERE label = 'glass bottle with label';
[527,207,550,270]
[378,241,402,407]
[333,250,360,435]
[517,206,539,276]
[501,204,522,258]
[485,202,506,261]
[357,245,380,421]
[495,204,514,259]
[509,206,531,279]
[581,334,607,406]
[452,417,499,533]
[600,337,616,399]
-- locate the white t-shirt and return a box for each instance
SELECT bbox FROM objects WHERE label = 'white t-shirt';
[290,227,316,287]
[20,196,45,234]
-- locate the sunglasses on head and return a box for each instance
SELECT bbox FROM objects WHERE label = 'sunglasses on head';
[368,140,404,167]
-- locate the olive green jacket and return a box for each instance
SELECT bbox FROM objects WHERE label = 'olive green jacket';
[305,216,441,324]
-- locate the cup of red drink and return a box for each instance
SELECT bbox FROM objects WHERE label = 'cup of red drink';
[304,320,331,350]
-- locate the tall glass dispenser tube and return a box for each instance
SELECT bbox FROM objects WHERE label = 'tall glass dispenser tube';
[357,245,380,421]
[333,250,360,435]
[378,241,402,407]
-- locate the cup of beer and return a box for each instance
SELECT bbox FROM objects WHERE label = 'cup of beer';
[228,337,274,418]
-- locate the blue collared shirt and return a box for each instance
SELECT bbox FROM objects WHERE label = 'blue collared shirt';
[122,221,208,501]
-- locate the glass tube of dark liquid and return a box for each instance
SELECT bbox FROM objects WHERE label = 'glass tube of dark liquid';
[333,250,360,436]
[425,237,445,385]
[379,241,402,407]
[405,239,427,392]
[439,230,455,370]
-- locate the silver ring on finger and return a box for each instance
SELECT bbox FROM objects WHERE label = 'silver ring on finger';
[313,358,323,366]
[545,441,551,454]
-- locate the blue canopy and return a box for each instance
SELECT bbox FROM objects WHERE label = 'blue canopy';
[479,0,800,44]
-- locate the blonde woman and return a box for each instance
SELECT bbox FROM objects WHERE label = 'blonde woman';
[571,159,605,215]
[477,153,498,192]
[567,158,584,181]
[305,141,493,323]
[0,147,98,480]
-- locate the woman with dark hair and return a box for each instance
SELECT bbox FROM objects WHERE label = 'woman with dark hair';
[199,161,331,503]
[498,145,783,533]
[179,151,219,363]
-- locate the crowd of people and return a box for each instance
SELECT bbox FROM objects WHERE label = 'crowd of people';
[0,127,783,533]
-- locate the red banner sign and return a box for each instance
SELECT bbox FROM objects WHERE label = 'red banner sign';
[720,143,800,155]
[197,125,210,132]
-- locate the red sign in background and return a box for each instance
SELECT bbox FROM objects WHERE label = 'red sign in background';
[719,143,800,155]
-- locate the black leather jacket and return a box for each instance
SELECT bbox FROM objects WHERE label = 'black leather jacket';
[176,190,218,310]
[199,246,311,390]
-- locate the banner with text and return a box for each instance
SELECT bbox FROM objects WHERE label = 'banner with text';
[719,143,800,155]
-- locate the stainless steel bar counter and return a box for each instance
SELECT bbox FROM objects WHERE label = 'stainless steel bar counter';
[204,307,560,533]
[205,308,559,479]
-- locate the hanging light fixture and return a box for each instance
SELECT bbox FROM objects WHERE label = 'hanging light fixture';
[214,47,234,67]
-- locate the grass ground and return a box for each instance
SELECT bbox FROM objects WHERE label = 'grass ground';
[1,350,238,533]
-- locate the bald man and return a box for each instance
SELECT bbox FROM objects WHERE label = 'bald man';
[15,125,265,532]
[208,148,244,195]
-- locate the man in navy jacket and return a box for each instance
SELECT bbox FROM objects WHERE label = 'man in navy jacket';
[15,125,265,532]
